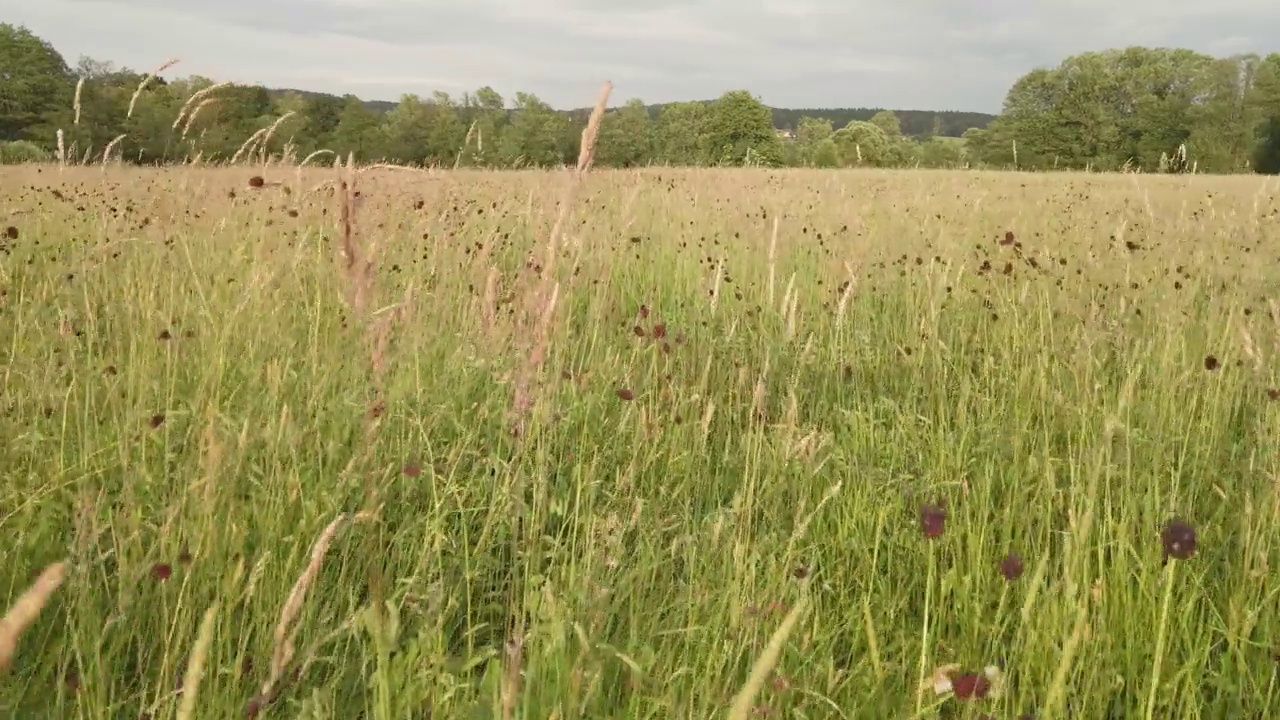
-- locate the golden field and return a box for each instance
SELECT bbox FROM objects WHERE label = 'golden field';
[1,164,1278,718]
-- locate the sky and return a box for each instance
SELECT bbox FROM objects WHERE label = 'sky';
[6,0,1279,113]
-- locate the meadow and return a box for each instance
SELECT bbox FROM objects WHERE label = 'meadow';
[1,161,1278,719]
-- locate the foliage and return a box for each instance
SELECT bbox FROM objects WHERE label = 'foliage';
[596,99,653,168]
[0,139,47,163]
[703,90,784,166]
[769,107,996,137]
[0,23,73,142]
[2,24,1279,173]
[966,47,1280,173]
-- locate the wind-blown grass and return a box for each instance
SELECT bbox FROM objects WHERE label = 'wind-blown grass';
[1,165,1278,718]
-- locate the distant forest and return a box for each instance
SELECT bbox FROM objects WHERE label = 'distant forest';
[272,87,996,139]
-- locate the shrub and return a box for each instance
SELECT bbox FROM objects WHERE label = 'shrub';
[0,140,50,164]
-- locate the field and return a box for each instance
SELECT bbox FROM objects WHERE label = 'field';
[1,163,1279,720]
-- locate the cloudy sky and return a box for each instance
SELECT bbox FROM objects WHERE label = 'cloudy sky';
[8,0,1278,112]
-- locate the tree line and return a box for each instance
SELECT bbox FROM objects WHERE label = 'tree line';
[1,23,1278,173]
[965,48,1280,174]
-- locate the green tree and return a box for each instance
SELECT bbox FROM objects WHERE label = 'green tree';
[273,90,308,117]
[653,101,709,165]
[868,110,902,138]
[983,68,1069,169]
[0,24,74,142]
[120,82,182,163]
[290,93,345,158]
[971,47,1275,173]
[833,120,891,166]
[187,84,273,160]
[1251,53,1280,173]
[421,92,466,167]
[499,92,568,167]
[596,98,653,167]
[704,90,782,166]
[794,117,838,167]
[381,93,434,164]
[458,86,507,167]
[919,137,964,167]
[379,93,466,166]
[59,57,160,162]
[330,94,384,161]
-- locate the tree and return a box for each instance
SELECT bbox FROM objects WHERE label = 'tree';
[382,93,433,164]
[60,57,151,162]
[869,110,902,138]
[185,84,273,160]
[121,82,182,163]
[421,92,466,166]
[379,93,466,166]
[330,94,384,161]
[968,47,1280,173]
[794,117,838,167]
[597,98,653,167]
[457,86,507,167]
[500,92,568,167]
[0,24,74,142]
[1253,53,1280,173]
[653,102,709,165]
[833,120,891,166]
[920,137,964,168]
[1184,55,1262,172]
[7,26,1280,175]
[704,90,782,166]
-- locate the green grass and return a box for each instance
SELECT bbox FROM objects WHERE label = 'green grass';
[1,165,1278,719]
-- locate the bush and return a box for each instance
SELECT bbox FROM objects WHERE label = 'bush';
[0,140,50,164]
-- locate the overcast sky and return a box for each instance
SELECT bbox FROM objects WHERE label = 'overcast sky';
[7,0,1278,112]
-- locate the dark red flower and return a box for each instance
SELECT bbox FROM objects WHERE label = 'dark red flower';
[149,413,166,428]
[951,672,990,699]
[402,463,422,477]
[151,563,172,582]
[3,226,17,240]
[652,323,667,339]
[1203,355,1219,371]
[616,388,635,401]
[919,504,946,539]
[1000,551,1024,581]
[64,667,81,691]
[1161,518,1197,561]
[248,176,265,188]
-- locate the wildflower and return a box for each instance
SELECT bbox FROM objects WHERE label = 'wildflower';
[919,504,946,539]
[1161,519,1197,561]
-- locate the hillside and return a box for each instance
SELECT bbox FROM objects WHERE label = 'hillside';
[566,102,996,138]
[265,88,995,139]
[769,108,995,137]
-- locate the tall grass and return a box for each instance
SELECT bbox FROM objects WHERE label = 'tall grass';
[0,165,1277,719]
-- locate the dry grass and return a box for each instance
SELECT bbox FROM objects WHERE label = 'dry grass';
[127,58,181,119]
[0,563,67,673]
[1,164,1278,719]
